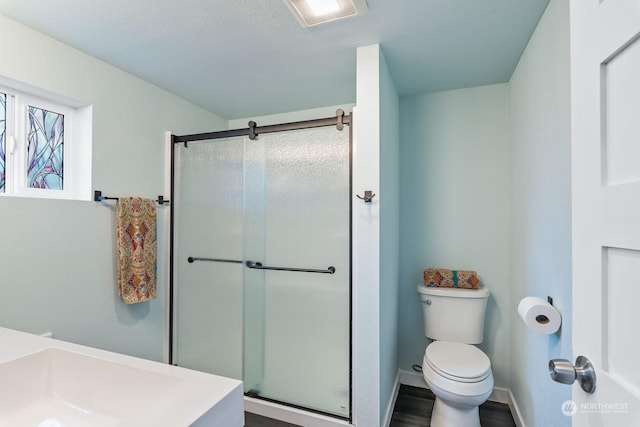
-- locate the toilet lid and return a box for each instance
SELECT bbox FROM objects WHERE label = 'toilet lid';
[425,341,491,383]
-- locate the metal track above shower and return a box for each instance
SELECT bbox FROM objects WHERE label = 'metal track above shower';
[171,109,351,146]
[187,257,335,274]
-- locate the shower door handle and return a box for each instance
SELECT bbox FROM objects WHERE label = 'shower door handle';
[187,256,243,264]
[245,261,335,274]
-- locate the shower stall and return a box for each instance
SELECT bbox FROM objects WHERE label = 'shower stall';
[169,111,352,420]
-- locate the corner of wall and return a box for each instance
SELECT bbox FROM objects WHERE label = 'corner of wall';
[507,0,572,425]
[378,44,401,424]
[353,43,382,427]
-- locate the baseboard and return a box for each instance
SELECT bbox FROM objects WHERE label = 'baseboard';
[396,369,525,426]
[489,386,510,405]
[382,371,401,427]
[244,397,352,427]
[398,368,427,388]
[507,388,526,427]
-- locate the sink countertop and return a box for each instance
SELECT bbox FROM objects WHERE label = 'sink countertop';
[0,326,244,427]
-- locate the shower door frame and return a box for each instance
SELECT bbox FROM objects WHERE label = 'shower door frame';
[168,110,353,421]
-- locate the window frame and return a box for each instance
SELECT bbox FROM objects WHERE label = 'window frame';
[0,82,91,201]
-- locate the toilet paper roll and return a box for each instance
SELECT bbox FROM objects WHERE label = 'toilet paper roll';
[518,297,562,334]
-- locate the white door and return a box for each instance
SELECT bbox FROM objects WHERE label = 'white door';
[571,0,640,425]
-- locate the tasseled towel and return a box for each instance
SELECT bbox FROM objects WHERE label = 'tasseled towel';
[424,268,479,289]
[116,197,157,304]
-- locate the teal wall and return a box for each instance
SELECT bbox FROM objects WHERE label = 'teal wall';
[396,1,571,425]
[508,0,572,425]
[398,84,511,388]
[378,48,400,423]
[0,14,227,361]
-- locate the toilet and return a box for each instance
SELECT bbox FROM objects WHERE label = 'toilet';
[417,285,493,427]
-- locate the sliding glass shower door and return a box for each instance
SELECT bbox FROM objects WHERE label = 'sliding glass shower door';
[173,124,350,418]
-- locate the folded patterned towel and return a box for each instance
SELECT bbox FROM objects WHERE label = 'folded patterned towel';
[423,268,479,289]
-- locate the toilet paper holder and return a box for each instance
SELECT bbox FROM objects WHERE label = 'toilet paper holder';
[518,295,561,334]
[535,296,554,325]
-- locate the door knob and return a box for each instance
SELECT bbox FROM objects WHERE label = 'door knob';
[549,355,596,393]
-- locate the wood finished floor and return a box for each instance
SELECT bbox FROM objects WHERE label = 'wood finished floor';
[244,385,516,427]
[389,385,516,427]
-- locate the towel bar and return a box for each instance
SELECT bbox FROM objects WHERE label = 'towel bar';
[186,258,335,274]
[94,190,170,205]
[245,261,335,274]
[187,257,243,264]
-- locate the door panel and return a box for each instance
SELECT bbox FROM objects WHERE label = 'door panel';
[603,35,640,186]
[244,127,351,417]
[571,0,640,424]
[174,138,244,380]
[602,247,640,396]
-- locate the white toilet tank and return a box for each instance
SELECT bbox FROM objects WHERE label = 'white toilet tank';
[417,285,490,344]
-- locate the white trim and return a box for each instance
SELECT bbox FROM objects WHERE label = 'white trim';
[353,45,383,426]
[382,371,400,427]
[0,82,92,201]
[244,397,353,427]
[489,387,510,405]
[398,368,428,388]
[507,388,526,427]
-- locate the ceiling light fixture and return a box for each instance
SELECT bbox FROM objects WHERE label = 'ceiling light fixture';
[284,0,368,27]
[306,0,341,16]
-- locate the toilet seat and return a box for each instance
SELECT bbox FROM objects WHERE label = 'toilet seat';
[425,341,491,383]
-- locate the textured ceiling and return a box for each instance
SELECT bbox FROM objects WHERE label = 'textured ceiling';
[0,0,550,119]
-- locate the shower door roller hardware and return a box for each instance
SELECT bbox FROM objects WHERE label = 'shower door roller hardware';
[549,355,596,393]
[356,191,375,203]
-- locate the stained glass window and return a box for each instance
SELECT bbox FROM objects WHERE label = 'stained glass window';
[0,93,5,192]
[0,83,90,200]
[27,105,64,190]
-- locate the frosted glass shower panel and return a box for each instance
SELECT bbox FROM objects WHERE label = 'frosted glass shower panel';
[173,121,351,419]
[174,139,244,380]
[242,136,267,395]
[245,127,350,417]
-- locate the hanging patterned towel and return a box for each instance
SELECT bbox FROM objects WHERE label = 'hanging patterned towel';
[424,268,480,289]
[116,197,157,304]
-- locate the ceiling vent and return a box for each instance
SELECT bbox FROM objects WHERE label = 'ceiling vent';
[284,0,368,27]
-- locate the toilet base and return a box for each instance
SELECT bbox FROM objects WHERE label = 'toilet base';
[430,396,481,427]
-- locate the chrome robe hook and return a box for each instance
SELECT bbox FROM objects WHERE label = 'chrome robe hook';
[356,190,375,203]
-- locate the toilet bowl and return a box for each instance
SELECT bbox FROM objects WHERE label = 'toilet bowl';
[417,284,493,426]
[422,341,494,427]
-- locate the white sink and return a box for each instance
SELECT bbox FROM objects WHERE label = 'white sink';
[0,348,183,426]
[0,330,244,427]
